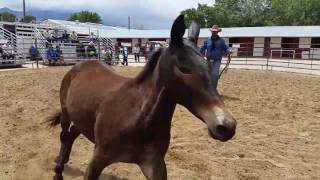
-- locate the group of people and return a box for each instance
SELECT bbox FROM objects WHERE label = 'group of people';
[43,29,79,44]
[27,41,98,66]
[0,43,15,60]
[132,42,158,62]
[110,41,160,66]
[46,45,64,66]
[43,29,100,45]
[29,43,64,66]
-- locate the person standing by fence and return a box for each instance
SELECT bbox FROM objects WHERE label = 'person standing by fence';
[200,25,231,91]
[29,45,39,61]
[133,43,140,62]
[122,46,128,66]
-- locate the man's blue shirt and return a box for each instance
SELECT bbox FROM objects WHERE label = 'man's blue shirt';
[200,36,229,61]
[47,48,56,59]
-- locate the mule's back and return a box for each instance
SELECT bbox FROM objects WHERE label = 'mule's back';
[60,61,129,140]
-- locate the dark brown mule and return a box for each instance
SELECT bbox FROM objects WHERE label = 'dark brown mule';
[48,15,236,180]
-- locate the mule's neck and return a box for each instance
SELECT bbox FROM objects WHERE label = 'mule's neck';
[132,62,176,128]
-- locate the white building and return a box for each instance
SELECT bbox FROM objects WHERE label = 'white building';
[1,19,320,59]
[42,19,320,59]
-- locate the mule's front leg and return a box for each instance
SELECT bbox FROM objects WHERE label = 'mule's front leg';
[139,158,167,180]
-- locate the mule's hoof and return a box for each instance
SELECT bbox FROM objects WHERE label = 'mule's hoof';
[53,174,63,180]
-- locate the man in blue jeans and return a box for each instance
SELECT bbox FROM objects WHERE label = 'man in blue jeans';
[200,25,231,91]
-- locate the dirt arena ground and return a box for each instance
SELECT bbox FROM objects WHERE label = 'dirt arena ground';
[0,66,319,180]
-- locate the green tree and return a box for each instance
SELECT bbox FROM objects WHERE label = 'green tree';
[212,4,240,27]
[181,4,213,27]
[181,8,199,27]
[20,15,37,23]
[180,0,320,27]
[69,11,102,23]
[0,12,17,22]
[235,0,270,26]
[269,0,320,25]
[181,0,243,28]
[213,0,270,27]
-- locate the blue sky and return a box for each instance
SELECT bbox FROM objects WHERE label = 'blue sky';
[0,0,215,28]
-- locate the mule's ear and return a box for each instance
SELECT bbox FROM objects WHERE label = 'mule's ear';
[188,21,200,46]
[170,15,186,47]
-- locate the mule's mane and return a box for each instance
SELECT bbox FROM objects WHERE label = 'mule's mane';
[135,48,163,84]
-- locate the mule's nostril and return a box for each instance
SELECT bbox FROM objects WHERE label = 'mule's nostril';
[216,125,229,136]
[209,123,236,141]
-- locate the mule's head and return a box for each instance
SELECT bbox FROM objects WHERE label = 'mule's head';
[158,15,236,141]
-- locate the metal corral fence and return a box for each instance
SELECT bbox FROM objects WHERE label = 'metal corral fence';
[0,39,115,67]
[221,42,320,75]
[1,40,320,75]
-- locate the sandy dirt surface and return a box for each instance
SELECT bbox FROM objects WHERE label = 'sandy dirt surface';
[0,66,319,180]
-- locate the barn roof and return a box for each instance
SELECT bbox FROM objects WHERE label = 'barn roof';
[43,19,320,38]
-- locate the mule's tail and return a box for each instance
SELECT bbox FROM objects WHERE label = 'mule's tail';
[47,111,62,127]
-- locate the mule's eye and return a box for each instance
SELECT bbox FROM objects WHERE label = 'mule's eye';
[179,66,192,74]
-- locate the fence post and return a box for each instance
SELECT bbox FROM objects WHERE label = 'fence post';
[245,43,248,65]
[287,50,290,68]
[33,26,38,69]
[266,47,270,70]
[10,33,13,45]
[97,30,101,61]
[35,38,39,69]
[311,47,314,69]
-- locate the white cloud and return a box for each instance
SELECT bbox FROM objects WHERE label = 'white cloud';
[0,0,215,28]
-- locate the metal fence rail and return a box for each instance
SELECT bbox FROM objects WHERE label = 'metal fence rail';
[0,39,320,75]
[220,43,320,75]
[0,26,26,67]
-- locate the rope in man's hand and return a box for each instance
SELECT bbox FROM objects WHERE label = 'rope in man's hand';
[219,53,232,79]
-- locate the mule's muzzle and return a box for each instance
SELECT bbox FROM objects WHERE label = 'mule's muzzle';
[208,118,236,142]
